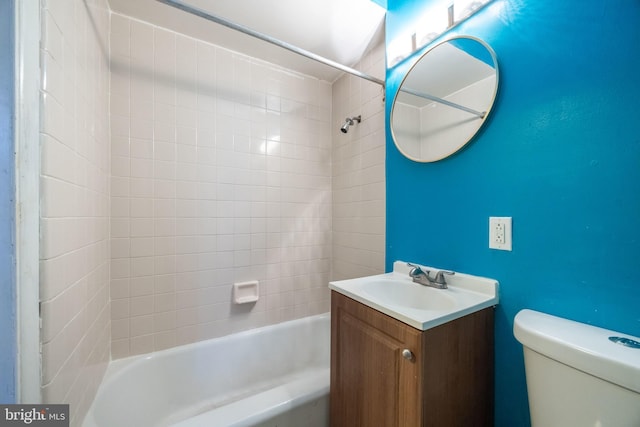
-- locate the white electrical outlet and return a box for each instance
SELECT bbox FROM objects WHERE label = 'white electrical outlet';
[489,217,512,251]
[494,222,505,244]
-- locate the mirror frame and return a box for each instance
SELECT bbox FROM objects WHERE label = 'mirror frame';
[390,35,500,163]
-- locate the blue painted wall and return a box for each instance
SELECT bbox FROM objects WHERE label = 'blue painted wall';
[0,0,16,403]
[385,1,640,425]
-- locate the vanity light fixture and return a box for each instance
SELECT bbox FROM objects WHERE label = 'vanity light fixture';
[387,0,493,67]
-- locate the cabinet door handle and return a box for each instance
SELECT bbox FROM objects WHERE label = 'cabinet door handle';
[402,349,414,360]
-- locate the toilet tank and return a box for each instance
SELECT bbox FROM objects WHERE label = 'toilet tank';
[514,309,640,427]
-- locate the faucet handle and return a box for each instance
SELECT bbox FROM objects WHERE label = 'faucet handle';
[433,270,455,285]
[407,262,429,276]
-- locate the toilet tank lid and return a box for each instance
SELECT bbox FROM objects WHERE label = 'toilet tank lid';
[514,309,640,394]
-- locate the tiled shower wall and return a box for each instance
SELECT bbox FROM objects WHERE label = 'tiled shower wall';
[39,0,111,424]
[331,43,386,280]
[109,14,333,358]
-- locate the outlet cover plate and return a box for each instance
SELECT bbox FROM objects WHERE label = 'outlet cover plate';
[489,217,512,251]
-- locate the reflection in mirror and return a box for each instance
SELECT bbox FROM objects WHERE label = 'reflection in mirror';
[391,36,499,162]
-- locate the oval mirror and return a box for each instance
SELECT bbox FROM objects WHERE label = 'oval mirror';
[390,36,499,162]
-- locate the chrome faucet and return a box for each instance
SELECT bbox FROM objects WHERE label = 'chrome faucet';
[407,263,455,289]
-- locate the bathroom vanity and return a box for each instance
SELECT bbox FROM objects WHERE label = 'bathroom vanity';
[329,262,498,427]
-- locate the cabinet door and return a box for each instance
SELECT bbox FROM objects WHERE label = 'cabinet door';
[331,292,423,427]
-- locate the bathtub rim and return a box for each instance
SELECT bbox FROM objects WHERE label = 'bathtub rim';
[84,311,330,426]
[105,312,329,380]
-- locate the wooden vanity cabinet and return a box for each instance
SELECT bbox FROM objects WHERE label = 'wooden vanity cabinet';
[330,291,494,427]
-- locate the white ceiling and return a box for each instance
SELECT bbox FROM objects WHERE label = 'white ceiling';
[108,0,386,82]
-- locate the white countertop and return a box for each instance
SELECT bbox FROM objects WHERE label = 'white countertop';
[329,261,499,331]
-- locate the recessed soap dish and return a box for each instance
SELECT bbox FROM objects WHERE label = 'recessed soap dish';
[233,281,259,304]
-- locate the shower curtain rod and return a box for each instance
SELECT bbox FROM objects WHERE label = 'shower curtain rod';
[156,0,386,88]
[400,86,486,118]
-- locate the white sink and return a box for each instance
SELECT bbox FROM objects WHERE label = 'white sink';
[329,261,499,330]
[360,279,456,311]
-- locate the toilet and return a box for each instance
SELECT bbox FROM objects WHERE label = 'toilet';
[514,309,640,427]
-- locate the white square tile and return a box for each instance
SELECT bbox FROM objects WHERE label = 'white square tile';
[111,278,130,300]
[154,141,176,161]
[155,255,176,275]
[176,218,198,236]
[154,294,176,313]
[130,315,154,337]
[130,276,155,297]
[130,198,153,217]
[153,218,175,236]
[155,84,176,106]
[111,299,130,319]
[111,339,131,359]
[177,126,197,146]
[130,158,153,179]
[130,139,153,159]
[130,21,154,64]
[131,118,153,140]
[111,176,129,198]
[155,274,176,294]
[111,318,130,340]
[130,295,154,317]
[154,237,176,256]
[176,107,198,128]
[155,103,176,124]
[111,13,131,37]
[130,178,153,198]
[131,257,155,278]
[177,144,197,164]
[111,238,130,259]
[154,30,176,74]
[130,218,155,238]
[111,219,130,238]
[130,334,154,355]
[130,238,155,257]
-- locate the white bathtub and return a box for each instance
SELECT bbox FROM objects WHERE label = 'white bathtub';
[83,313,330,427]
